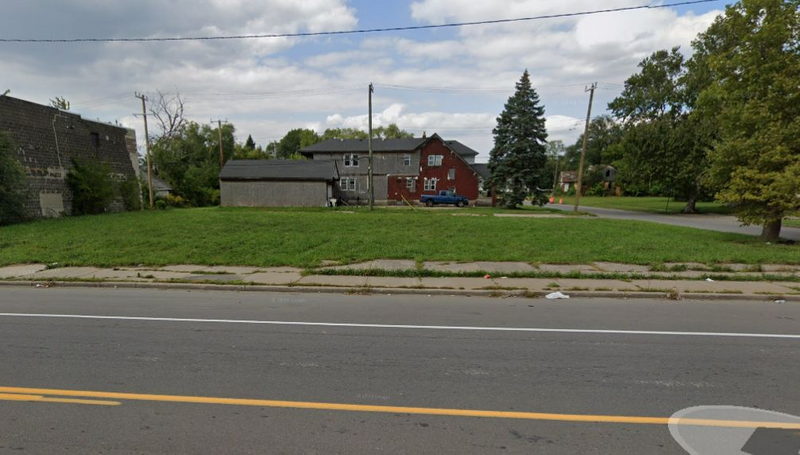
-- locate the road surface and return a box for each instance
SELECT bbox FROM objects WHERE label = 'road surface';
[548,203,800,241]
[1,286,798,453]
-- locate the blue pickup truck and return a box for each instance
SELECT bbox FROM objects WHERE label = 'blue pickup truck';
[420,190,470,207]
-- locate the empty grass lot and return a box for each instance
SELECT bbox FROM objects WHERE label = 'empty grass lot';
[556,196,732,214]
[1,207,798,268]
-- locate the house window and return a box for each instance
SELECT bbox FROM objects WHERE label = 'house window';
[424,177,438,191]
[447,168,455,180]
[403,154,412,166]
[340,177,357,191]
[343,154,359,167]
[406,177,416,192]
[427,154,443,166]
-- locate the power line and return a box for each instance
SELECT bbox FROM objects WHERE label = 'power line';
[0,0,721,44]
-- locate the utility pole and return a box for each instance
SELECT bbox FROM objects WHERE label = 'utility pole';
[135,92,154,209]
[212,119,225,169]
[368,83,374,211]
[574,82,597,212]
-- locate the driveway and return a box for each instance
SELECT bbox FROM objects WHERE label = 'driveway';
[547,203,800,241]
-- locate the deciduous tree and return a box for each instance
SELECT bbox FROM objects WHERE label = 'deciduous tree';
[697,0,800,240]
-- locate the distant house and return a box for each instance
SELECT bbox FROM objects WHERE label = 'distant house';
[219,159,339,207]
[559,171,578,193]
[0,95,139,218]
[469,163,491,194]
[300,133,480,203]
[152,176,173,198]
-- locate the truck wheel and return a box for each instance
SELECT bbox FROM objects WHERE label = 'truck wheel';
[457,201,466,207]
[425,200,434,207]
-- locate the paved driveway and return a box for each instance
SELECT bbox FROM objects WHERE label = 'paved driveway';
[548,204,800,241]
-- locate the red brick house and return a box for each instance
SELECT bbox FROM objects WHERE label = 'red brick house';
[387,134,480,202]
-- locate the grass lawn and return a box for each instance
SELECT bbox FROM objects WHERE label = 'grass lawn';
[785,218,800,229]
[1,207,797,268]
[555,196,732,215]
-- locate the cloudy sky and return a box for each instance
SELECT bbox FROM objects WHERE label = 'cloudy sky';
[0,0,727,161]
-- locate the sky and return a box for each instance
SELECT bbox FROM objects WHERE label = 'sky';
[0,0,729,162]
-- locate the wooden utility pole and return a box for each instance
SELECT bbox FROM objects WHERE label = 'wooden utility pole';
[214,120,225,169]
[135,92,154,209]
[574,82,597,212]
[368,83,374,211]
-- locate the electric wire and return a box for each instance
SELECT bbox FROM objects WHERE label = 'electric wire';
[0,0,721,44]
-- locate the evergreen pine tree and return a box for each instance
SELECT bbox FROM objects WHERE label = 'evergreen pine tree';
[245,134,256,150]
[487,70,549,208]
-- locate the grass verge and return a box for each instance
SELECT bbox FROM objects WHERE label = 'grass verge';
[1,206,798,268]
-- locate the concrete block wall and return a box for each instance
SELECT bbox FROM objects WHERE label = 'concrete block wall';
[0,96,139,218]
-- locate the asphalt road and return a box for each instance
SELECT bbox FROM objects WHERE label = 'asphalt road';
[548,203,800,241]
[1,286,798,454]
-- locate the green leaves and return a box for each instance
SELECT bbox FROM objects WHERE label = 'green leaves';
[699,0,800,238]
[488,70,549,208]
[0,131,26,225]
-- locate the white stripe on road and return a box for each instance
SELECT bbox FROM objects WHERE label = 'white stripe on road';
[0,312,798,339]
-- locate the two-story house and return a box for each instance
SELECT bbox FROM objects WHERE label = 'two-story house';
[300,133,480,203]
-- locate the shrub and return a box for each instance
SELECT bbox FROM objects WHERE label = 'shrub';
[66,159,114,215]
[117,175,142,211]
[0,131,26,225]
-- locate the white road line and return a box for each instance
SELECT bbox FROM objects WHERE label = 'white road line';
[0,312,798,339]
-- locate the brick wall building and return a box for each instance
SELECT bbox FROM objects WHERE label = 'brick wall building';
[386,136,480,201]
[301,134,480,204]
[0,96,139,218]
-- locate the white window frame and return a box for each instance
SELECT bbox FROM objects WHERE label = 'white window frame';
[427,155,443,167]
[403,154,412,166]
[340,177,357,191]
[447,168,455,180]
[423,177,438,191]
[406,177,416,192]
[343,153,359,168]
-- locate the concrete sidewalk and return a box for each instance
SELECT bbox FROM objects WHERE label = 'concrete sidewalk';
[1,261,798,301]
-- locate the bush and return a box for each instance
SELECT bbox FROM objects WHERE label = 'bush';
[117,175,142,211]
[163,194,188,207]
[0,132,26,225]
[66,159,114,215]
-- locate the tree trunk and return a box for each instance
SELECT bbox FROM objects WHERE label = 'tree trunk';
[681,197,698,214]
[760,219,782,241]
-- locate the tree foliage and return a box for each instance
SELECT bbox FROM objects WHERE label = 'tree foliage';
[487,70,549,208]
[0,131,26,225]
[697,0,800,240]
[609,47,713,211]
[562,115,623,170]
[277,128,318,159]
[66,159,115,215]
[49,96,70,111]
[151,121,235,206]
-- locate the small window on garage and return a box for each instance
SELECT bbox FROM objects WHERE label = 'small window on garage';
[447,168,455,180]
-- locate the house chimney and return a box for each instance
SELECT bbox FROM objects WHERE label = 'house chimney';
[422,131,427,139]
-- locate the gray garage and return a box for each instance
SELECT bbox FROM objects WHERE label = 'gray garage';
[220,160,339,207]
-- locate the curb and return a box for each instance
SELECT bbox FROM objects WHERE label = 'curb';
[1,279,798,302]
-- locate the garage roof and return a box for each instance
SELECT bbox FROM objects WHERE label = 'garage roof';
[219,160,339,181]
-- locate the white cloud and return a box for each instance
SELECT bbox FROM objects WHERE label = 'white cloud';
[1,1,723,165]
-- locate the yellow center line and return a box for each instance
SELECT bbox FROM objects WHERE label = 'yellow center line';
[0,392,120,406]
[1,386,798,429]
